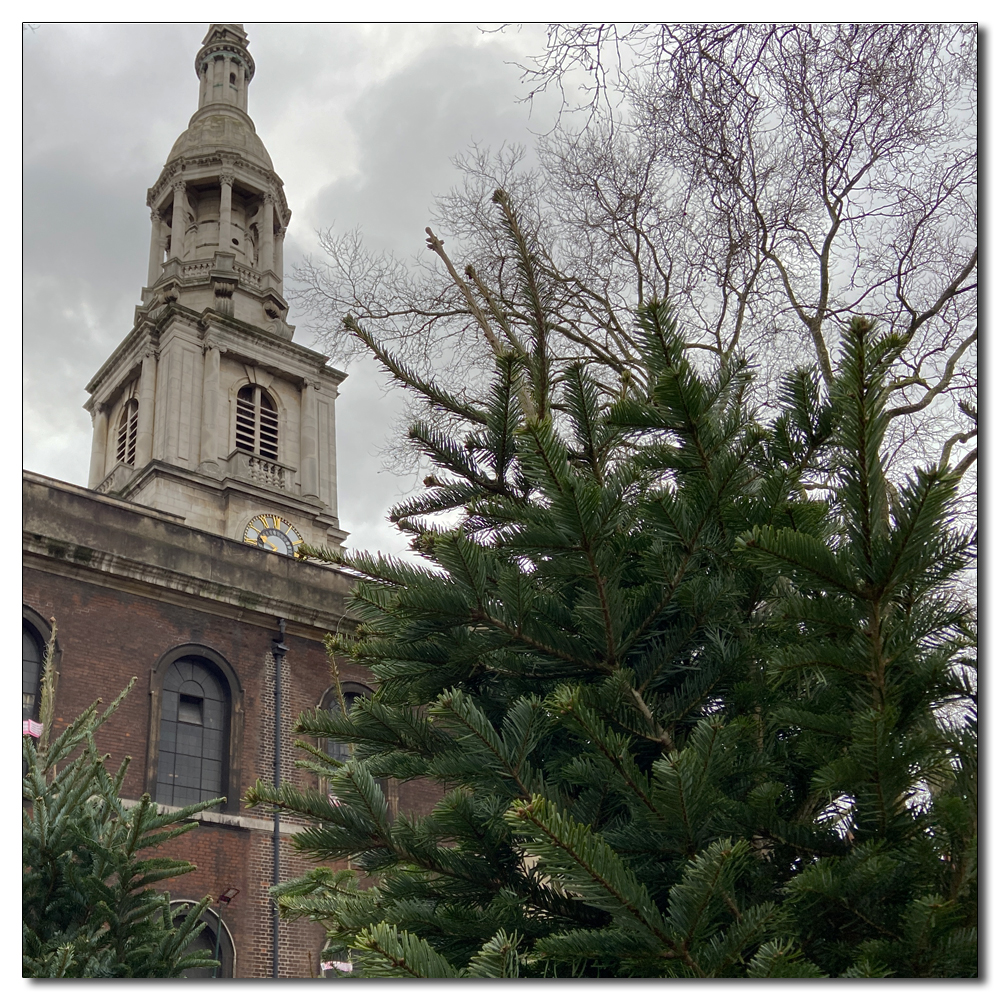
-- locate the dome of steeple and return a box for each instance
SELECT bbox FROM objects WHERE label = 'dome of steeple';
[166,109,274,172]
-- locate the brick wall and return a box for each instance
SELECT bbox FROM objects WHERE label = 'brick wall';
[23,564,443,977]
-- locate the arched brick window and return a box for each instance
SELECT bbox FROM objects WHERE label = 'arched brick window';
[320,682,374,763]
[156,658,228,807]
[318,682,391,814]
[147,646,243,814]
[22,622,44,722]
[22,608,54,723]
[171,901,236,978]
[235,384,278,460]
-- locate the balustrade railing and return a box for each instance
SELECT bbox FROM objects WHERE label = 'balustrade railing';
[96,463,134,495]
[227,450,294,492]
[233,262,262,288]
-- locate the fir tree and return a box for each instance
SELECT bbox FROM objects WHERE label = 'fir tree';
[248,194,976,978]
[23,625,221,978]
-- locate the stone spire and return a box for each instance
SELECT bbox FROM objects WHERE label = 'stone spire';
[142,23,291,335]
[195,24,254,113]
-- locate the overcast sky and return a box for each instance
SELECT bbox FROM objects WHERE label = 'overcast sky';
[22,21,563,559]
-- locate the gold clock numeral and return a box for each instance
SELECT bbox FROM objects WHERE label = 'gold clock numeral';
[271,515,282,531]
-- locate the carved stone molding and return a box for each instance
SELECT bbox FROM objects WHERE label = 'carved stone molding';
[262,293,287,321]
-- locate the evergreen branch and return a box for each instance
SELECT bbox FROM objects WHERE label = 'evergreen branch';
[507,796,678,953]
[344,314,488,424]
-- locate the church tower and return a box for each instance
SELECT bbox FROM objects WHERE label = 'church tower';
[84,24,347,555]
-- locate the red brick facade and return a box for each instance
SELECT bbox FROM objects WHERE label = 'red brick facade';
[23,473,441,978]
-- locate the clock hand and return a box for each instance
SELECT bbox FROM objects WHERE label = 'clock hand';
[267,538,279,551]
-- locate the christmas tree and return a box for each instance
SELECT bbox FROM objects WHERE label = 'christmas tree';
[248,194,976,978]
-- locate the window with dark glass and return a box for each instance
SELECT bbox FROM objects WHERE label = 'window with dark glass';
[156,657,228,808]
[321,684,373,763]
[116,397,139,465]
[235,384,278,460]
[321,683,391,813]
[171,902,234,978]
[22,622,44,721]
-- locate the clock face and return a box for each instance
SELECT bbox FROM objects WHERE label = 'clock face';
[243,513,303,557]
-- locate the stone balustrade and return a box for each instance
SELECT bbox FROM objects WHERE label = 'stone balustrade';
[227,450,295,492]
[95,463,135,496]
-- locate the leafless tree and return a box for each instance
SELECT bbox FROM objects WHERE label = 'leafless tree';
[293,23,976,482]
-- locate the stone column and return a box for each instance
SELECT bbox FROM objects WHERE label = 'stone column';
[146,210,163,287]
[199,343,222,475]
[300,381,320,500]
[213,54,224,99]
[260,193,275,275]
[199,61,208,106]
[219,170,234,251]
[237,61,247,111]
[274,226,285,291]
[87,405,109,489]
[135,351,158,468]
[171,181,188,260]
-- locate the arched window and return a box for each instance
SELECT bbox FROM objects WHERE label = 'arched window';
[171,901,235,978]
[147,646,243,814]
[156,657,228,807]
[319,682,391,814]
[235,384,278,460]
[320,682,374,763]
[116,398,139,465]
[22,621,44,721]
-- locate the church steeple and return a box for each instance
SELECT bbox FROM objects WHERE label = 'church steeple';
[83,25,348,556]
[142,23,290,331]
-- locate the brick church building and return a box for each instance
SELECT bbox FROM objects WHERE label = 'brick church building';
[22,24,424,978]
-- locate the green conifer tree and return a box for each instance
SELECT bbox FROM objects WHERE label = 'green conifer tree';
[23,628,222,978]
[247,195,976,978]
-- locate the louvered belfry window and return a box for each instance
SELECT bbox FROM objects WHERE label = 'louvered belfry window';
[116,398,139,465]
[235,384,278,460]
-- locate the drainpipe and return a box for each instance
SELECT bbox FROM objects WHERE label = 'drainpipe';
[271,618,288,979]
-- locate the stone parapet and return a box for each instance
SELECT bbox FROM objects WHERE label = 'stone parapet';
[23,471,356,637]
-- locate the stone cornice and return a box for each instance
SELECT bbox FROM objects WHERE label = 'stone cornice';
[195,310,348,388]
[84,321,160,398]
[23,471,359,640]
[148,153,289,224]
[85,302,345,401]
[117,459,342,528]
